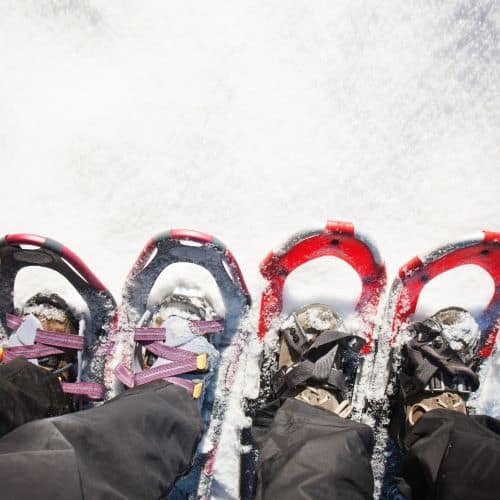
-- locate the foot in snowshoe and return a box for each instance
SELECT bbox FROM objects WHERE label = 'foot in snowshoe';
[394,307,481,443]
[120,289,224,405]
[3,293,80,383]
[262,303,365,418]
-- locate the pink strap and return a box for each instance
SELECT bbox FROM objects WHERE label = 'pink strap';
[145,342,197,362]
[165,377,198,393]
[113,363,201,394]
[114,363,136,388]
[135,360,199,385]
[3,344,64,363]
[36,330,85,350]
[6,313,23,330]
[190,319,224,335]
[61,382,105,401]
[134,327,166,342]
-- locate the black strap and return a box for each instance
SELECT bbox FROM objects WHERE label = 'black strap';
[402,327,479,400]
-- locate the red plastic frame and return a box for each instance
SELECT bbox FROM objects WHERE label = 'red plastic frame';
[258,221,387,354]
[4,233,106,292]
[390,231,500,358]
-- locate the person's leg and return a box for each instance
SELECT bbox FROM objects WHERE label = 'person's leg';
[0,380,203,500]
[391,307,500,500]
[396,409,500,500]
[251,304,375,500]
[254,398,374,500]
[0,357,70,438]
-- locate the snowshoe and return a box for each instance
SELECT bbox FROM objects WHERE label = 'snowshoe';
[0,233,116,408]
[104,229,251,499]
[370,231,500,499]
[241,220,387,500]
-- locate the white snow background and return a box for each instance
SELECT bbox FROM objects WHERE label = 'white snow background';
[0,1,499,498]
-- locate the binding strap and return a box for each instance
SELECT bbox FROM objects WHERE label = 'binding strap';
[4,313,104,401]
[114,319,224,394]
[6,313,23,330]
[36,329,85,350]
[401,322,480,399]
[61,382,105,401]
[3,344,64,363]
[272,330,365,397]
[133,319,224,341]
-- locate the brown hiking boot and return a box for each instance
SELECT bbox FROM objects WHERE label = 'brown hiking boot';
[22,293,79,382]
[272,304,364,418]
[396,307,480,440]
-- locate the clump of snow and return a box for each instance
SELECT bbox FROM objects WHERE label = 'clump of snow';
[148,264,226,318]
[22,303,71,323]
[438,309,480,363]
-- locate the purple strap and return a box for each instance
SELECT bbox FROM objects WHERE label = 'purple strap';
[190,319,224,335]
[61,382,105,401]
[165,377,198,393]
[113,363,201,395]
[3,344,64,363]
[135,360,199,385]
[36,329,85,350]
[134,327,166,342]
[6,313,23,330]
[114,363,135,388]
[145,342,197,362]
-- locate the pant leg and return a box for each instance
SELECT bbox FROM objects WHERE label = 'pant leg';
[0,358,71,437]
[253,398,374,500]
[396,408,500,500]
[0,380,204,500]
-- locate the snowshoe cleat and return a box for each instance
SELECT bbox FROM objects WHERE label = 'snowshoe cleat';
[240,220,386,500]
[370,231,500,499]
[104,229,251,499]
[0,234,116,408]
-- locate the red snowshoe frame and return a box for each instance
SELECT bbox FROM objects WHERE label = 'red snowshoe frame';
[386,231,500,358]
[0,233,116,400]
[258,220,387,354]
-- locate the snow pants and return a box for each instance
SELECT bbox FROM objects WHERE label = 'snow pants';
[252,399,500,500]
[396,409,500,500]
[0,360,203,500]
[2,359,500,500]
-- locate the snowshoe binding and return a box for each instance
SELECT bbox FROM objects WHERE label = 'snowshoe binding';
[393,307,481,447]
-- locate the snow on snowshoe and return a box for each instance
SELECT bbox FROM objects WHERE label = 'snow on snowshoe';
[369,231,500,499]
[240,220,387,500]
[104,229,251,499]
[0,233,116,408]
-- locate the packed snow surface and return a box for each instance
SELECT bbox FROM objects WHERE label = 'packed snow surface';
[0,1,499,499]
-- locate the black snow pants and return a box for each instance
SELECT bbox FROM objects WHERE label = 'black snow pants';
[2,359,500,500]
[0,359,203,500]
[252,398,375,500]
[396,409,500,500]
[252,399,500,500]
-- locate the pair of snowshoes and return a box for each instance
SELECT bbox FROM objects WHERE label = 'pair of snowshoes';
[0,230,251,499]
[244,221,500,500]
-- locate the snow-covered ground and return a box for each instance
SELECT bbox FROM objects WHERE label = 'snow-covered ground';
[0,1,499,498]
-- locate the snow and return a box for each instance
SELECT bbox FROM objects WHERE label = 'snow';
[0,1,499,498]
